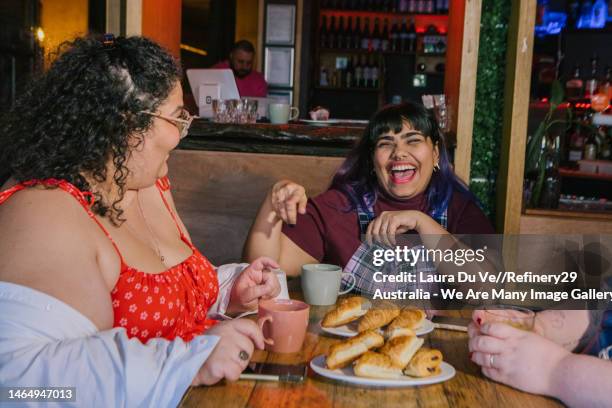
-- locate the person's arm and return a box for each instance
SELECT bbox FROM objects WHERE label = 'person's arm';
[0,320,218,407]
[550,352,612,408]
[534,309,596,351]
[469,320,612,408]
[243,180,317,276]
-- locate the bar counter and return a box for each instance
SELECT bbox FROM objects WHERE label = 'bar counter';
[178,120,364,157]
[169,121,359,265]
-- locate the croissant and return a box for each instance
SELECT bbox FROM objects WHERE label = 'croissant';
[387,308,426,332]
[402,348,443,378]
[322,297,371,328]
[326,330,384,370]
[353,351,403,379]
[357,307,400,332]
[378,335,424,368]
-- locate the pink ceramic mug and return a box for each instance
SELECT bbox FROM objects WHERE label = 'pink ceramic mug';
[257,299,310,353]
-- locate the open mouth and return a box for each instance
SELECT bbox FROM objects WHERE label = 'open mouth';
[389,164,417,184]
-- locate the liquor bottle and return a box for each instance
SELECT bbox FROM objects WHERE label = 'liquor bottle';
[399,0,409,12]
[584,55,599,99]
[407,0,417,13]
[399,17,409,54]
[319,66,329,86]
[390,18,399,53]
[362,54,372,88]
[337,16,346,49]
[371,56,380,89]
[540,135,561,209]
[371,18,382,51]
[567,0,580,27]
[327,16,337,48]
[319,16,328,49]
[345,55,355,88]
[583,131,598,160]
[565,66,584,99]
[417,0,426,13]
[361,18,371,50]
[407,18,417,53]
[381,18,390,52]
[601,66,612,99]
[426,0,435,13]
[345,17,354,49]
[353,17,362,50]
[567,124,585,162]
[354,55,363,87]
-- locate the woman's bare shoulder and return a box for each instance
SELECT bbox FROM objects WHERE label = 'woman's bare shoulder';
[0,185,114,328]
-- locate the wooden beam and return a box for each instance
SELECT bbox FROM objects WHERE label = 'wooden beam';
[496,0,537,233]
[141,0,181,58]
[257,0,265,73]
[445,0,482,185]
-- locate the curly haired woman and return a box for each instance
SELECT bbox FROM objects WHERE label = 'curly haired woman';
[0,35,279,405]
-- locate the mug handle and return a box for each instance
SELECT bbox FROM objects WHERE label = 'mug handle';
[338,272,356,295]
[257,315,275,345]
[289,107,299,121]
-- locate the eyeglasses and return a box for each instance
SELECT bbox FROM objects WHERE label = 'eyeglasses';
[141,108,193,139]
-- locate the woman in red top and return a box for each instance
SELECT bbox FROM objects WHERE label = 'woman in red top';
[0,35,279,385]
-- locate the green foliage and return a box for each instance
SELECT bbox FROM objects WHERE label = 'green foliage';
[470,0,511,218]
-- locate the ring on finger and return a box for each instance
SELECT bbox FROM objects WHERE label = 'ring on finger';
[489,354,495,368]
[239,350,250,361]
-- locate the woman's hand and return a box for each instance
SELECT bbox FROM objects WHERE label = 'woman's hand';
[269,180,307,225]
[468,310,570,397]
[192,319,265,385]
[227,257,281,314]
[366,210,429,246]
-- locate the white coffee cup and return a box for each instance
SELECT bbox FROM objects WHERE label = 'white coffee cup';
[273,269,290,300]
[269,103,299,124]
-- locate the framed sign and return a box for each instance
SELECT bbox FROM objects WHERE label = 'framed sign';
[264,47,294,87]
[265,4,295,45]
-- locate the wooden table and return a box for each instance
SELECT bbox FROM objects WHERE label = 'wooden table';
[180,294,563,408]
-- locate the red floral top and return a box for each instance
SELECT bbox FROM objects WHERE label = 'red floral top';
[0,177,219,342]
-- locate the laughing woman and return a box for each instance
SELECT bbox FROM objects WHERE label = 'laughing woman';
[244,102,494,295]
[0,36,279,405]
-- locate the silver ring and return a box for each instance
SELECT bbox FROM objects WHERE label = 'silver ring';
[239,350,249,361]
[489,354,495,368]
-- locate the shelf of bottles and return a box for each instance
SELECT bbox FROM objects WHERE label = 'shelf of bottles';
[320,0,449,14]
[316,0,448,91]
[563,55,611,168]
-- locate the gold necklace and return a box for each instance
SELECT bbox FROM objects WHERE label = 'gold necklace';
[128,192,165,264]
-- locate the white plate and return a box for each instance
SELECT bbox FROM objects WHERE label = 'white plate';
[310,355,455,387]
[320,319,435,338]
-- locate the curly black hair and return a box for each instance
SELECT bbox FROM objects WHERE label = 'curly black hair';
[0,35,181,224]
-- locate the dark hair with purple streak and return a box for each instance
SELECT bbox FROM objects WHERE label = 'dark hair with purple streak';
[329,102,478,219]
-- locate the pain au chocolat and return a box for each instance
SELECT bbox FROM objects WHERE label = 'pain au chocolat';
[402,348,443,377]
[378,335,424,368]
[353,351,403,379]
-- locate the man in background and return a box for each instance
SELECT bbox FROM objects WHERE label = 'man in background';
[213,40,267,97]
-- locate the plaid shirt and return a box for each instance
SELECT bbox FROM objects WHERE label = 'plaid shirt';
[341,201,448,297]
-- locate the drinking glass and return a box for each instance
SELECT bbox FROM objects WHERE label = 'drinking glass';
[481,305,535,331]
